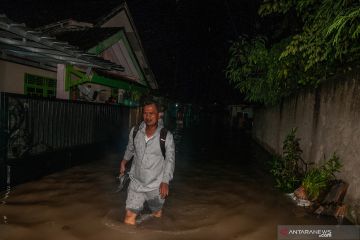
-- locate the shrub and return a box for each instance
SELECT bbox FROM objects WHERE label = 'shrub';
[270,128,307,192]
[302,153,342,200]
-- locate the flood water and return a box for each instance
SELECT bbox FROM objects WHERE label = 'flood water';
[0,126,338,240]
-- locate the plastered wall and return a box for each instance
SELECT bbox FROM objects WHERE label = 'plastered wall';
[253,70,360,223]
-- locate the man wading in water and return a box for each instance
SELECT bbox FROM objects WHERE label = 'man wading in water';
[120,100,175,225]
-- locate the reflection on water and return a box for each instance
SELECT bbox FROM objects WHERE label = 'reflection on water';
[0,127,338,240]
[1,185,11,225]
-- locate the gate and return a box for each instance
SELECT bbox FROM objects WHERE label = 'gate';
[0,92,130,189]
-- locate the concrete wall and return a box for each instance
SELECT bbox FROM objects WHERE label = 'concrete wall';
[253,69,360,223]
[0,60,56,94]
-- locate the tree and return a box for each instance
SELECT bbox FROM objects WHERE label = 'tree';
[226,0,360,105]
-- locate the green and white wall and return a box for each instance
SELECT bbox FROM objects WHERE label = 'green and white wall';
[0,59,57,96]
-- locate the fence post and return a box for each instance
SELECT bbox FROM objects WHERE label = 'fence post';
[0,93,8,190]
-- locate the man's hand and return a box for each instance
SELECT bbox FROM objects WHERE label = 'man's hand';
[159,182,169,199]
[120,160,127,176]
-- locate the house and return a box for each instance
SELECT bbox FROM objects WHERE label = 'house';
[53,26,152,106]
[1,1,158,110]
[0,15,123,98]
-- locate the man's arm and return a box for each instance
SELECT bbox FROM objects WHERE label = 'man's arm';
[120,159,128,175]
[120,127,135,175]
[160,132,175,198]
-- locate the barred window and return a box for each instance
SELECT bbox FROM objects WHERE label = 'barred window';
[24,73,56,98]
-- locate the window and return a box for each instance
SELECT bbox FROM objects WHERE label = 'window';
[24,73,56,98]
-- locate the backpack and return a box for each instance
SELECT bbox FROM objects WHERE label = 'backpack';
[132,122,168,159]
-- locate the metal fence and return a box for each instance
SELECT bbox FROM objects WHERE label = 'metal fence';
[0,92,129,188]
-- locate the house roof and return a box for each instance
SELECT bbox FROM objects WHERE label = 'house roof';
[0,15,124,71]
[0,0,124,28]
[54,27,122,51]
[0,1,158,90]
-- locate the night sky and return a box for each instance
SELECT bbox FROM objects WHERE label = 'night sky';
[127,0,263,105]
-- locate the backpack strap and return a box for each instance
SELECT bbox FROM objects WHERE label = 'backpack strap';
[160,127,168,159]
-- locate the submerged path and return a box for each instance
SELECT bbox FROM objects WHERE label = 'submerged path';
[0,126,337,240]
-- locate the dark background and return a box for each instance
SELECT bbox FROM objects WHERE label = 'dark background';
[127,0,264,104]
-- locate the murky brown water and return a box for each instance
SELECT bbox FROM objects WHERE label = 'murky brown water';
[0,127,337,240]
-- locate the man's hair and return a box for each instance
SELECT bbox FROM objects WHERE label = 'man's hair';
[142,99,161,112]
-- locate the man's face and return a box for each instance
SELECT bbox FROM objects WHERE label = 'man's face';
[143,104,159,127]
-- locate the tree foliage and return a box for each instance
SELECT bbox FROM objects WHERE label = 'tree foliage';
[226,0,360,105]
[226,36,302,104]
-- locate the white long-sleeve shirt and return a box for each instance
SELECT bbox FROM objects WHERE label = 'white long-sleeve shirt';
[123,122,175,192]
